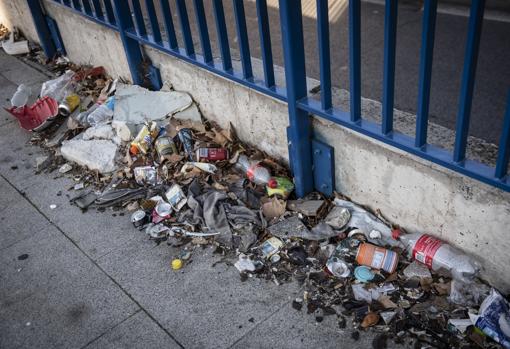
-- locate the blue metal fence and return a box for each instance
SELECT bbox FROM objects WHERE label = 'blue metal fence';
[34,0,510,196]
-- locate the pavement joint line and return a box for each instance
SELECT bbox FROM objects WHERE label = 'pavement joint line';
[0,173,186,349]
[79,308,143,349]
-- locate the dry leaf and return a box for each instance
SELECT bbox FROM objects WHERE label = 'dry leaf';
[261,197,287,219]
[377,295,398,309]
[361,312,380,328]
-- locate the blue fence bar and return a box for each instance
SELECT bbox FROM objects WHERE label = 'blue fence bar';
[103,0,116,25]
[27,0,57,58]
[453,0,485,163]
[495,91,510,179]
[175,0,195,57]
[145,0,162,44]
[193,0,213,64]
[112,0,144,85]
[131,0,147,37]
[213,0,232,72]
[233,0,253,79]
[160,0,178,50]
[316,0,332,110]
[279,0,314,196]
[415,0,438,148]
[82,0,93,16]
[256,0,275,88]
[349,0,361,122]
[71,0,81,11]
[91,0,103,20]
[382,0,398,135]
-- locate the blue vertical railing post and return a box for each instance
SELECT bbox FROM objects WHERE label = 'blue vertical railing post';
[193,0,213,64]
[103,0,116,25]
[495,91,510,180]
[91,0,104,20]
[316,0,332,110]
[349,0,361,122]
[382,0,398,135]
[175,0,195,57]
[132,0,147,37]
[27,0,57,59]
[71,0,81,11]
[145,0,162,44]
[279,0,314,197]
[82,0,93,16]
[160,0,178,50]
[256,0,275,88]
[415,0,437,148]
[213,0,232,72]
[112,0,144,85]
[453,0,485,163]
[233,0,253,79]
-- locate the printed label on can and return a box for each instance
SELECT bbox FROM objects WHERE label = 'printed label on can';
[412,235,443,268]
[371,250,385,269]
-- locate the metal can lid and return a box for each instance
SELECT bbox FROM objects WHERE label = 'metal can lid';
[354,266,375,283]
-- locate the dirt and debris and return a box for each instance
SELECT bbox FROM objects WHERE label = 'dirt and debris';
[10,54,510,349]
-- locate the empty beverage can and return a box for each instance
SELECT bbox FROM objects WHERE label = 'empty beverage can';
[196,148,229,161]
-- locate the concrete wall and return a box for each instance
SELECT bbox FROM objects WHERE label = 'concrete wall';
[3,1,510,293]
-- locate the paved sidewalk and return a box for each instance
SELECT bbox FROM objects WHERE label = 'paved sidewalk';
[0,53,379,348]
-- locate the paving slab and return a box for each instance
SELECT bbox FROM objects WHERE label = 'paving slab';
[97,236,301,349]
[230,300,386,349]
[0,225,139,349]
[84,311,181,349]
[0,176,52,250]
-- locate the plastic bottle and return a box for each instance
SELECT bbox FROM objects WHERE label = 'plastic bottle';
[87,104,114,126]
[236,154,271,185]
[11,84,31,107]
[394,230,480,282]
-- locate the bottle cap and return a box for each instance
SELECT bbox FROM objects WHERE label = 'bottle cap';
[171,259,183,270]
[267,178,277,188]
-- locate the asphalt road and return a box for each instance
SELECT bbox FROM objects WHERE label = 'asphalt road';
[148,0,510,145]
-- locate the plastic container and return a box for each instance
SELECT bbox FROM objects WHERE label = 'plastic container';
[11,84,31,107]
[394,231,480,282]
[356,243,398,273]
[87,104,113,126]
[236,154,271,185]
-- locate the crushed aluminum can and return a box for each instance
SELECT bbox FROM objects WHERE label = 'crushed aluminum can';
[134,166,158,186]
[58,94,80,116]
[260,237,283,259]
[165,184,187,211]
[196,147,229,161]
[178,128,194,161]
[145,223,170,239]
[131,210,148,228]
[151,201,172,224]
[155,136,178,160]
[326,244,352,278]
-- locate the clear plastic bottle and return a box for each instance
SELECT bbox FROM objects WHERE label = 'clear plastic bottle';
[236,154,271,185]
[394,230,480,282]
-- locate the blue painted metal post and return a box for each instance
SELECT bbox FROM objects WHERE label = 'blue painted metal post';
[415,0,437,148]
[349,0,361,122]
[233,0,253,79]
[175,0,195,57]
[71,0,81,11]
[279,0,314,197]
[27,0,57,59]
[316,0,332,110]
[103,0,116,25]
[159,0,178,50]
[132,0,147,37]
[91,0,104,20]
[112,0,144,85]
[256,0,275,88]
[453,0,485,163]
[193,0,213,64]
[382,0,398,135]
[213,0,232,72]
[145,0,162,44]
[82,0,93,15]
[495,91,510,180]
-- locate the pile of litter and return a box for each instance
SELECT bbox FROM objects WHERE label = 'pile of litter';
[7,53,510,349]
